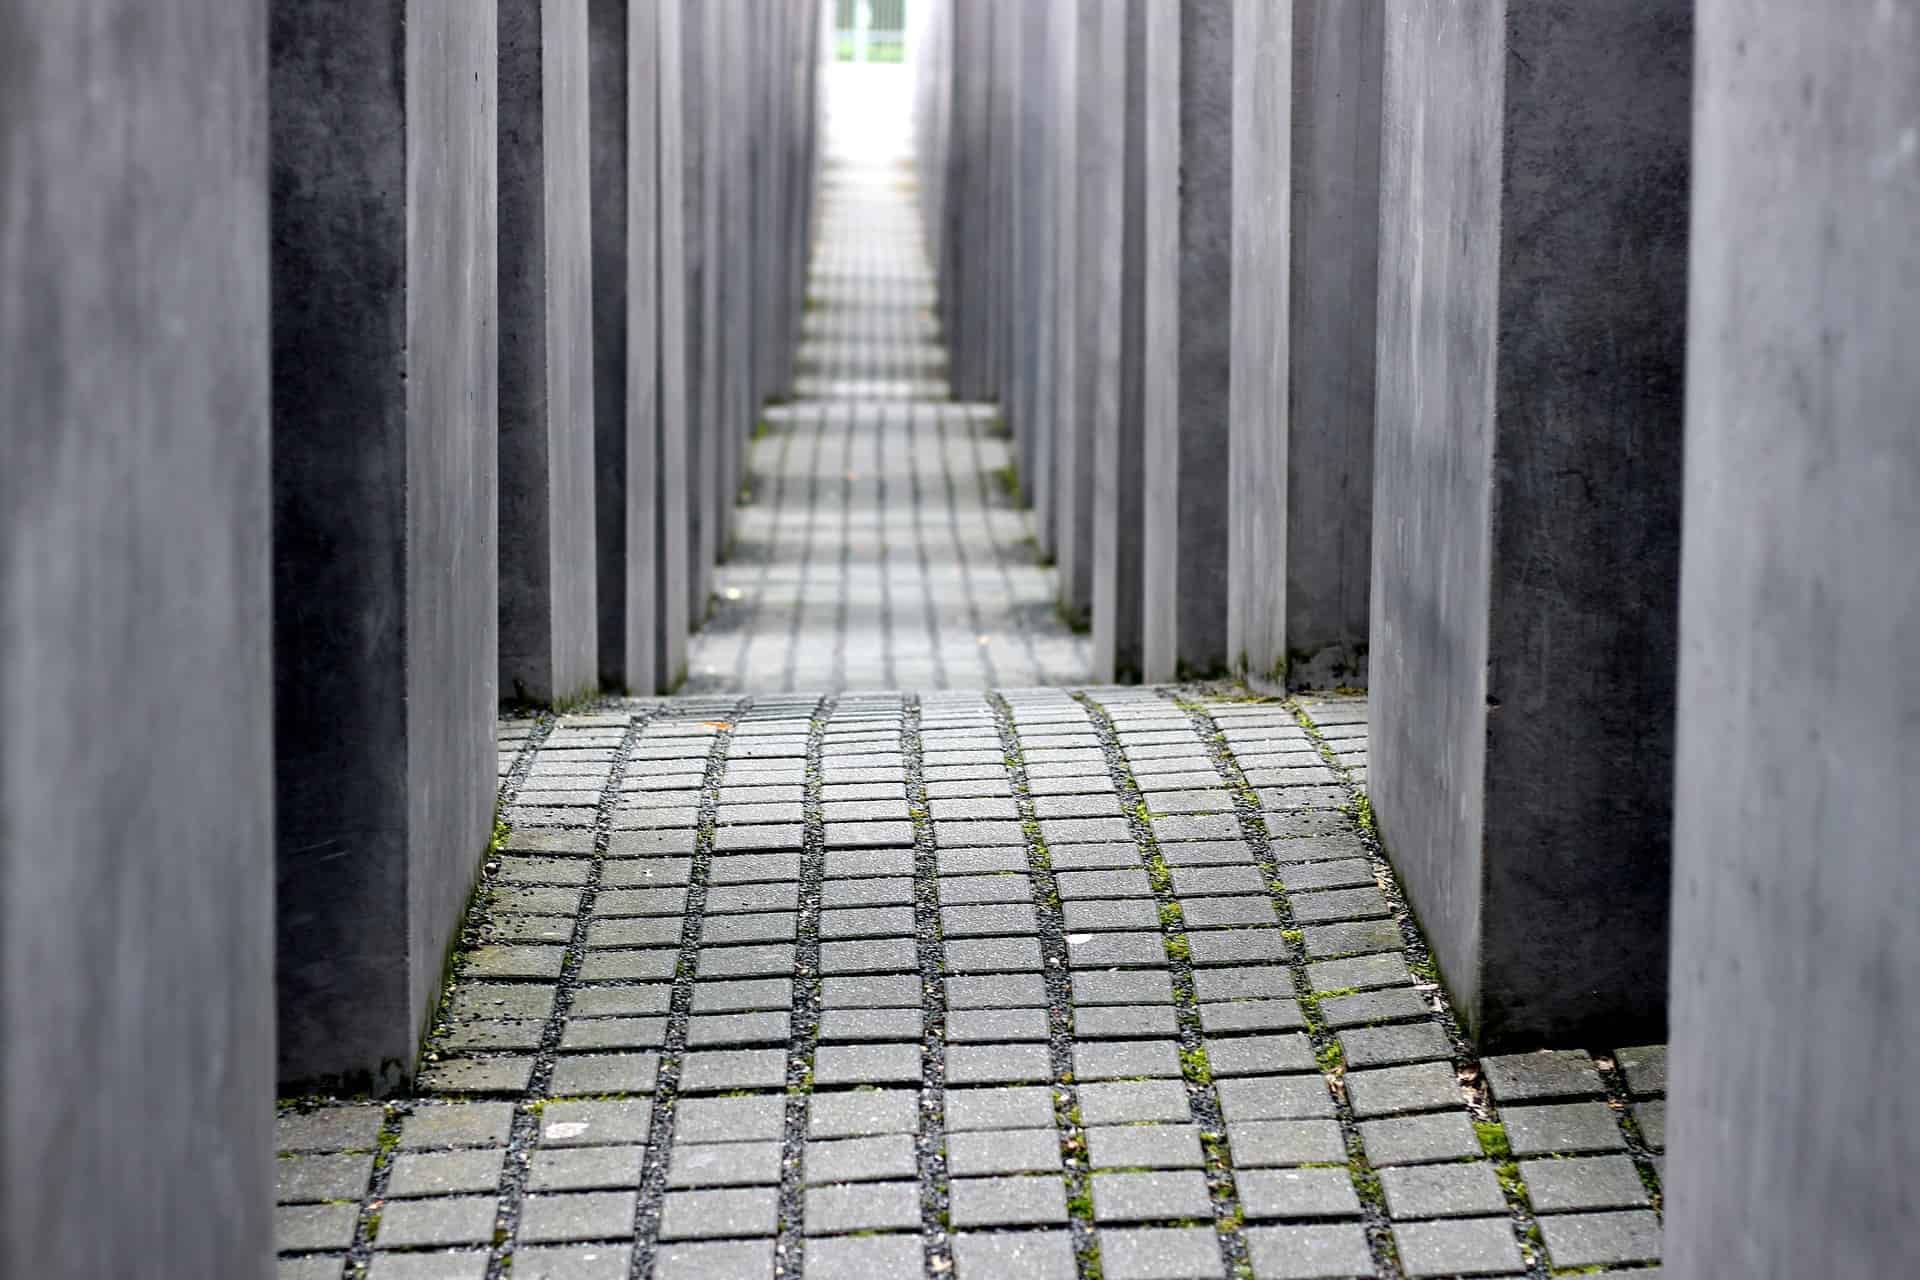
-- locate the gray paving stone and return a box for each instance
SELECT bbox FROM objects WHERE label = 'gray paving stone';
[1238,1167,1364,1220]
[1215,1076,1337,1123]
[1343,1062,1460,1118]
[1076,1005,1181,1039]
[666,1141,781,1188]
[804,1179,921,1234]
[1301,920,1402,959]
[675,1095,787,1144]
[687,1011,791,1047]
[1078,1080,1193,1126]
[820,937,919,973]
[804,1133,919,1185]
[952,1231,1076,1280]
[1057,869,1152,899]
[1205,1034,1316,1077]
[1503,1102,1629,1156]
[1244,1223,1375,1279]
[385,1149,504,1198]
[1062,899,1161,931]
[1338,1021,1451,1069]
[1633,1099,1666,1150]
[942,903,1040,936]
[1098,1226,1226,1280]
[1189,929,1290,965]
[1537,1210,1662,1268]
[1319,988,1431,1029]
[275,1152,376,1204]
[950,1175,1070,1228]
[549,1052,659,1096]
[937,847,1029,874]
[1075,1039,1182,1080]
[1614,1044,1667,1097]
[1518,1155,1650,1212]
[824,974,922,1008]
[373,1196,496,1248]
[518,1190,638,1243]
[1358,1111,1481,1166]
[948,1042,1052,1084]
[1379,1162,1507,1219]
[1481,1049,1603,1102]
[814,1043,922,1085]
[1198,1001,1307,1035]
[819,906,916,938]
[364,1254,488,1280]
[804,1235,925,1279]
[529,1144,646,1192]
[657,1187,780,1241]
[949,1127,1064,1177]
[653,1238,776,1280]
[945,936,1044,972]
[818,1007,922,1042]
[1394,1217,1527,1277]
[1273,860,1376,892]
[399,1103,514,1149]
[1053,842,1150,869]
[1305,954,1412,993]
[449,983,558,1023]
[510,1245,631,1280]
[1227,1119,1346,1168]
[538,1099,653,1147]
[948,1007,1049,1043]
[693,979,793,1013]
[822,876,915,907]
[275,1203,359,1253]
[946,1085,1058,1132]
[586,917,684,948]
[1086,1123,1203,1171]
[1073,970,1175,1006]
[578,950,678,983]
[808,1089,919,1138]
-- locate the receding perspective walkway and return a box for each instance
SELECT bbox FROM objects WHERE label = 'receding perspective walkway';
[685,67,1091,694]
[272,68,1666,1280]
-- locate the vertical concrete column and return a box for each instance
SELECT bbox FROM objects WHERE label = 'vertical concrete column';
[1370,2,1690,1049]
[693,0,723,610]
[500,0,597,706]
[591,0,658,694]
[656,0,692,690]
[1669,4,1920,1275]
[2,3,272,1270]
[270,0,500,1090]
[1091,0,1147,682]
[1055,0,1100,623]
[1016,0,1059,557]
[1142,0,1233,682]
[1050,4,1085,597]
[1226,0,1382,692]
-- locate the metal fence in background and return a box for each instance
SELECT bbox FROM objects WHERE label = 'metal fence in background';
[833,0,908,62]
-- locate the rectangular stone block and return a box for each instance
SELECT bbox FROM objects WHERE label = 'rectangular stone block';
[1227,0,1382,691]
[1668,5,1919,1277]
[272,0,501,1090]
[655,0,693,689]
[500,0,598,706]
[1369,1,1690,1049]
[1014,0,1060,557]
[1090,0,1148,682]
[2,3,273,1271]
[1141,0,1233,682]
[590,0,658,694]
[1049,2,1086,597]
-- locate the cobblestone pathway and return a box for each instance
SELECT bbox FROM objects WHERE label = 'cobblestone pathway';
[278,692,1667,1279]
[685,68,1091,694]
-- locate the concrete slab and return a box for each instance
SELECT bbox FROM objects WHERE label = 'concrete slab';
[1370,1,1690,1050]
[591,0,658,695]
[500,0,598,706]
[1668,5,1920,1275]
[656,0,692,691]
[1091,0,1148,682]
[1142,0,1234,682]
[2,3,273,1271]
[270,0,501,1091]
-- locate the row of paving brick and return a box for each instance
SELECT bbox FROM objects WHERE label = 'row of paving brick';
[275,690,1664,1279]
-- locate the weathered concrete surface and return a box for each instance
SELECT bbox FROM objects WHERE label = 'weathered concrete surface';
[500,0,598,707]
[656,0,692,690]
[1091,0,1147,682]
[693,0,722,611]
[1016,0,1059,559]
[1226,0,1292,688]
[1283,0,1381,689]
[590,0,657,695]
[1048,4,1082,578]
[1142,0,1233,682]
[271,0,500,1091]
[1,3,273,1272]
[1058,0,1106,622]
[1668,4,1920,1275]
[1371,0,1689,1050]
